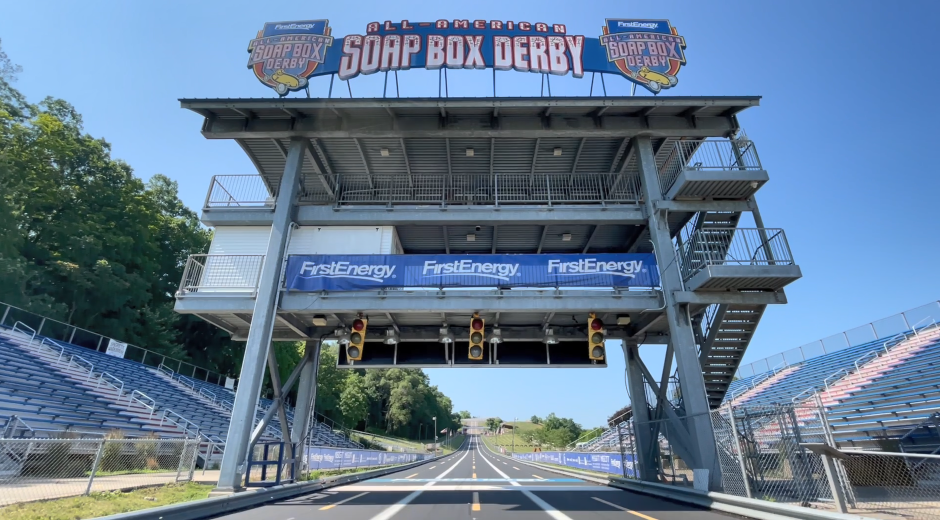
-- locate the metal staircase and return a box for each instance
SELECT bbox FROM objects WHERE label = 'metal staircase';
[681,210,770,408]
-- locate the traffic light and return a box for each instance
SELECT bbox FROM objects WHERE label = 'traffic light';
[588,313,605,360]
[347,317,367,361]
[469,314,485,360]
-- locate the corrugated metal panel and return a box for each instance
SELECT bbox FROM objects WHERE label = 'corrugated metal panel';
[577,138,623,173]
[405,138,448,175]
[395,225,446,253]
[539,224,593,252]
[586,225,632,252]
[446,225,493,253]
[495,225,543,253]
[449,138,492,175]
[208,227,270,255]
[494,138,536,174]
[535,138,579,174]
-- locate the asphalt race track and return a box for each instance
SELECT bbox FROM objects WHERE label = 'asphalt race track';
[212,436,739,520]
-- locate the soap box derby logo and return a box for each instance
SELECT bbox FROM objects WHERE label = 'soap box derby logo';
[600,19,686,93]
[247,18,687,96]
[247,20,334,96]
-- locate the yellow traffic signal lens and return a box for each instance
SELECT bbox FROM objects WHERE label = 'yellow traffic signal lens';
[591,332,604,344]
[470,331,483,343]
[351,332,363,344]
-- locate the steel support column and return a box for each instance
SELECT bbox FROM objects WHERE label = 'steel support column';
[290,340,320,477]
[623,341,658,482]
[216,137,305,491]
[635,135,721,490]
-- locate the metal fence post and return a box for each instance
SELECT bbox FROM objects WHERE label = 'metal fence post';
[85,440,107,496]
[819,453,848,514]
[616,420,628,478]
[726,404,753,498]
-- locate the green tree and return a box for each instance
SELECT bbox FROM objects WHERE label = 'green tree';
[530,415,541,424]
[459,410,472,420]
[340,372,369,428]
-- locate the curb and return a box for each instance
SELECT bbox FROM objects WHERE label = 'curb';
[93,455,445,520]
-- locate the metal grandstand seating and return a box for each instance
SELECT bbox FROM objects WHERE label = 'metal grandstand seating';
[726,323,940,448]
[0,326,361,451]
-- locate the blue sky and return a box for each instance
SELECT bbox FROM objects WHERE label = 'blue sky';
[3,1,939,427]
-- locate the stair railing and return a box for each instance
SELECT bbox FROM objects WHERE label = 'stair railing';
[11,321,36,345]
[823,369,849,396]
[95,372,125,397]
[853,350,884,373]
[128,390,157,419]
[791,386,817,403]
[912,316,939,336]
[198,388,217,404]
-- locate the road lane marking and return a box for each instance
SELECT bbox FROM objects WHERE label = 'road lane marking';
[513,467,521,470]
[473,473,477,478]
[405,473,419,479]
[592,497,660,520]
[429,466,437,470]
[367,444,470,520]
[472,491,481,511]
[319,492,369,510]
[476,441,576,520]
[533,474,545,480]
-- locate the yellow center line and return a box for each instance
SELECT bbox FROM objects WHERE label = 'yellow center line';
[532,474,545,480]
[592,497,660,520]
[405,472,419,479]
[319,491,370,510]
[472,491,481,511]
[472,473,477,479]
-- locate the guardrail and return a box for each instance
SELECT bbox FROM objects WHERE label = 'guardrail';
[205,174,276,208]
[176,254,265,296]
[658,138,762,196]
[679,228,794,282]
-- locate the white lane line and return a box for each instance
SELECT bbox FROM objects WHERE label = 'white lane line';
[319,491,369,510]
[367,443,470,520]
[592,497,660,520]
[476,441,576,520]
[513,467,521,471]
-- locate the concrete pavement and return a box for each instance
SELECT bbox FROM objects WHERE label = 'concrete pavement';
[211,435,742,520]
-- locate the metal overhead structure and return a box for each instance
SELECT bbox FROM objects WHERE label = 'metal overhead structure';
[174,95,801,492]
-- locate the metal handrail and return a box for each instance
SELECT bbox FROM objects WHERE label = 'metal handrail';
[95,372,125,396]
[176,254,265,296]
[913,316,939,336]
[772,360,789,374]
[824,368,849,394]
[39,337,66,363]
[161,409,200,438]
[854,350,883,373]
[129,390,157,419]
[67,354,95,381]
[750,371,773,389]
[199,388,217,403]
[157,363,174,377]
[679,227,794,282]
[11,321,37,344]
[792,387,817,403]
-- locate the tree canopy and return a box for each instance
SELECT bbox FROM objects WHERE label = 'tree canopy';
[0,42,461,441]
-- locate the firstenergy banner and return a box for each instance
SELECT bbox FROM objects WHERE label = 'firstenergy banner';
[285,254,659,291]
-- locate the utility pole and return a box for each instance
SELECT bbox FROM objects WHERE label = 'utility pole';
[433,416,438,456]
[511,417,516,455]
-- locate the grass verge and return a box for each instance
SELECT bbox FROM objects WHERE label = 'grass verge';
[0,482,213,520]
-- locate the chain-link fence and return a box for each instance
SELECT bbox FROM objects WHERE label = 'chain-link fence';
[0,437,200,506]
[603,403,940,520]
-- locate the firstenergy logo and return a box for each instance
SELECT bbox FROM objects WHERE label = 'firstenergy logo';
[297,261,396,282]
[548,258,645,278]
[422,259,519,281]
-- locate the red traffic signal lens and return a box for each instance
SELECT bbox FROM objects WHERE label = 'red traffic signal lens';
[353,319,365,331]
[471,318,484,331]
[590,318,603,331]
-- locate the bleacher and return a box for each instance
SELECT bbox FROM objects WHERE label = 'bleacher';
[0,327,360,449]
[0,337,177,437]
[824,327,940,448]
[726,325,940,448]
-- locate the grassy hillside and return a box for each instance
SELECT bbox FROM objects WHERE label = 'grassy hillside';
[480,421,543,453]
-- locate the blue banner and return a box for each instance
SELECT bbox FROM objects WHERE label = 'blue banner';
[512,451,635,477]
[285,254,659,292]
[304,447,431,471]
